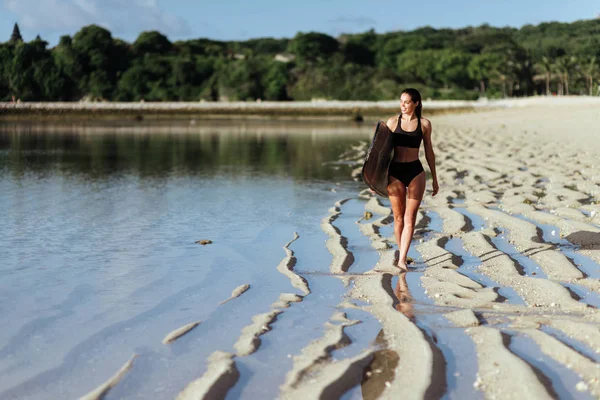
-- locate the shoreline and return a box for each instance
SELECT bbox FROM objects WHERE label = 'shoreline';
[2,96,599,122]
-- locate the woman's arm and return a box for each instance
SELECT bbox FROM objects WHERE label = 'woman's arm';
[422,119,439,196]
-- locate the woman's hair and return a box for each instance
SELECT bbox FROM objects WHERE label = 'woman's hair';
[401,88,422,118]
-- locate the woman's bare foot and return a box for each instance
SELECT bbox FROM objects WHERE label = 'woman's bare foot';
[396,261,409,272]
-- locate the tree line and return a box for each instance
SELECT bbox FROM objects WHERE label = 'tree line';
[1,19,599,102]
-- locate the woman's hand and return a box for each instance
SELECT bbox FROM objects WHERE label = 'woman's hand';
[432,180,439,197]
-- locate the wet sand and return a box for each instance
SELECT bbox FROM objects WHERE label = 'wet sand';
[164,103,600,399]
[3,102,600,399]
[311,103,598,398]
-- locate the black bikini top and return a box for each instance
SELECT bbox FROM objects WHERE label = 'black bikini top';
[393,114,423,149]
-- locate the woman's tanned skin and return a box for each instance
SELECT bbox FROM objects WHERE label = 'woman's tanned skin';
[385,92,438,271]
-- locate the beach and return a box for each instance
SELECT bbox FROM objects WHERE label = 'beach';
[1,101,600,399]
[1,96,599,121]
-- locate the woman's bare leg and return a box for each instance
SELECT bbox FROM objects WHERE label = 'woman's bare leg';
[398,172,426,266]
[387,178,407,270]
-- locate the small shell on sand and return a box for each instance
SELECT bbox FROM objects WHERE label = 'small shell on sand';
[219,284,251,305]
[162,321,201,344]
[79,354,136,400]
[576,382,589,392]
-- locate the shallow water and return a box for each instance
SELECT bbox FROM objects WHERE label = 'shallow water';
[0,121,371,399]
[5,116,598,399]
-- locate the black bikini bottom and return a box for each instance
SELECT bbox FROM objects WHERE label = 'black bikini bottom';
[388,160,424,187]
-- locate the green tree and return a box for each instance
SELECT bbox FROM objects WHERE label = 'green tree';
[434,49,473,88]
[9,41,41,99]
[3,18,600,101]
[581,56,599,96]
[0,44,13,99]
[31,36,68,100]
[8,37,67,100]
[378,36,406,70]
[216,59,263,100]
[9,23,23,44]
[482,42,532,97]
[262,61,289,100]
[175,39,225,57]
[117,64,150,101]
[396,50,437,85]
[117,55,172,101]
[341,40,375,66]
[287,65,329,100]
[333,63,377,100]
[133,31,173,55]
[535,55,554,95]
[468,53,501,95]
[72,25,126,99]
[245,38,289,55]
[171,58,196,99]
[34,57,66,100]
[554,55,577,95]
[456,24,515,54]
[53,35,82,99]
[168,57,212,100]
[288,32,339,64]
[340,29,377,66]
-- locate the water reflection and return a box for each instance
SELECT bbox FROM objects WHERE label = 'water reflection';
[361,272,413,399]
[0,120,374,399]
[361,330,400,400]
[394,272,414,320]
[0,121,369,181]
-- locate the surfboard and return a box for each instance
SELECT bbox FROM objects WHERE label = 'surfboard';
[361,121,394,197]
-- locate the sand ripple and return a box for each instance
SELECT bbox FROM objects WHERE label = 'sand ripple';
[75,105,600,398]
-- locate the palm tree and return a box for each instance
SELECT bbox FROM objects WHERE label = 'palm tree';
[535,56,553,95]
[581,56,599,96]
[495,72,509,98]
[492,59,519,98]
[554,56,577,96]
[511,58,534,96]
[468,53,496,96]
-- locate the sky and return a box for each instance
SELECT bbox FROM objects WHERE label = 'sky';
[1,0,599,45]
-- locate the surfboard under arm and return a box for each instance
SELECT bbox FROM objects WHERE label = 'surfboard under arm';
[361,121,394,198]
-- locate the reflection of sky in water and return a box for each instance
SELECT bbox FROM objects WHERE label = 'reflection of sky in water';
[510,213,600,279]
[508,332,595,400]
[0,122,369,399]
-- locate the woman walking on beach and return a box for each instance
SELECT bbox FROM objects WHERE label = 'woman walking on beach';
[386,88,438,271]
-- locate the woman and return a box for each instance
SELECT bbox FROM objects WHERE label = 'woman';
[386,88,438,271]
